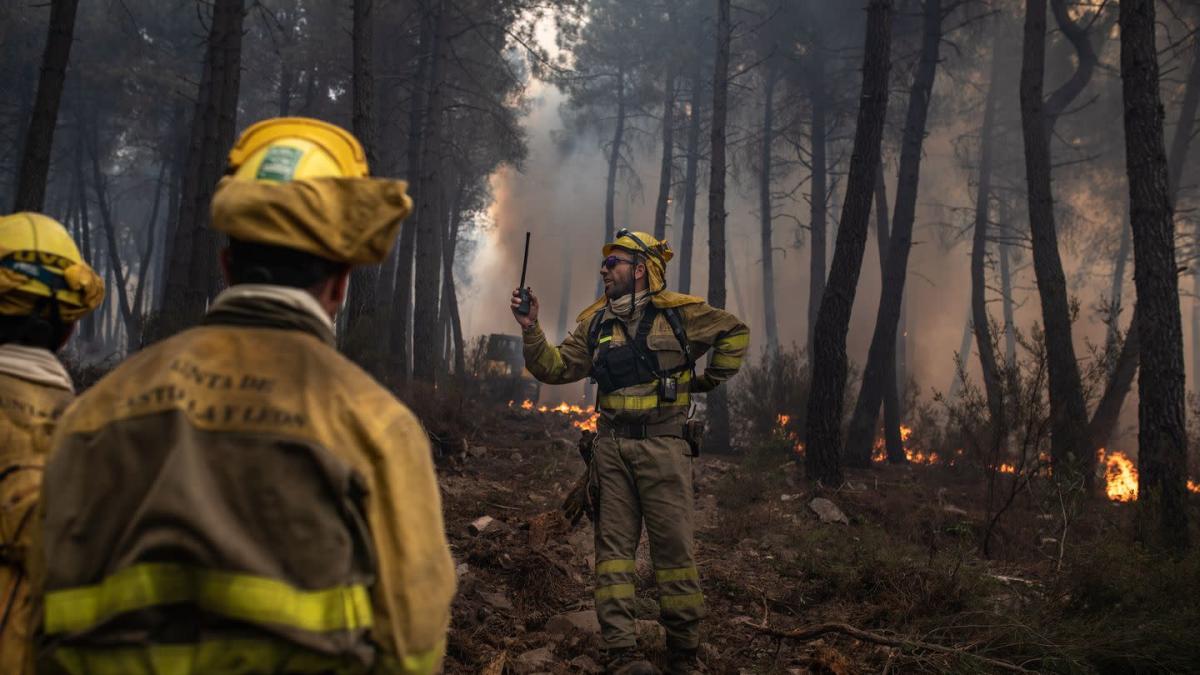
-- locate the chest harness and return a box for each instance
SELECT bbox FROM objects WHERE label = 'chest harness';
[587,304,694,399]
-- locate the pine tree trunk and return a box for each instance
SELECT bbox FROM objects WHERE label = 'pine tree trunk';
[449,269,465,385]
[874,161,903,462]
[301,67,320,116]
[384,14,434,386]
[1169,30,1200,390]
[391,221,416,385]
[85,127,136,350]
[130,160,166,333]
[844,0,941,468]
[345,0,381,365]
[1106,219,1131,358]
[442,181,466,383]
[806,51,828,360]
[759,62,779,356]
[1019,0,1093,481]
[163,0,244,327]
[804,0,894,485]
[653,64,677,242]
[678,64,704,295]
[947,307,974,400]
[555,235,573,343]
[998,202,1017,364]
[605,62,627,247]
[1092,4,1197,445]
[73,137,95,342]
[1089,303,1139,451]
[1120,0,1190,551]
[12,0,78,213]
[704,0,732,454]
[412,1,448,382]
[999,253,1017,363]
[971,31,1005,459]
[5,64,36,211]
[156,101,187,314]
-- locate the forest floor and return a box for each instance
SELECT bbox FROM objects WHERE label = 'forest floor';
[428,398,1200,674]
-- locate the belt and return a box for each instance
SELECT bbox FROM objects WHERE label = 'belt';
[599,420,685,440]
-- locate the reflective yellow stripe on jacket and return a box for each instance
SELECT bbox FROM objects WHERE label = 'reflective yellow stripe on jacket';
[44,562,372,636]
[598,391,691,411]
[596,370,693,412]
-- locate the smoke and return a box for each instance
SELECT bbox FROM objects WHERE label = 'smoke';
[459,21,1140,438]
[459,79,611,344]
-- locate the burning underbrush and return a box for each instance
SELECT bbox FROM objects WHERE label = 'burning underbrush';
[508,398,599,432]
[774,414,1200,503]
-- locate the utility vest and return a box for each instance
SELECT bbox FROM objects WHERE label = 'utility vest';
[588,305,694,398]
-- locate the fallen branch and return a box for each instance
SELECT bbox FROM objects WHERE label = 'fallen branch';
[740,619,1034,673]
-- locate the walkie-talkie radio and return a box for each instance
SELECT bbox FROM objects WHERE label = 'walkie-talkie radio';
[515,231,532,315]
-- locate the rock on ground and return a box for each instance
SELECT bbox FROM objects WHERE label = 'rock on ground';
[808,497,850,525]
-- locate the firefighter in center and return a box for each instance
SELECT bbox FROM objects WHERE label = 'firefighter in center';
[511,229,749,674]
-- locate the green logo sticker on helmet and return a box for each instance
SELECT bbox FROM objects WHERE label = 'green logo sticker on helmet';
[256,146,304,182]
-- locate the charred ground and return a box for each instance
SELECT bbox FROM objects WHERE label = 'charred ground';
[427,398,1200,674]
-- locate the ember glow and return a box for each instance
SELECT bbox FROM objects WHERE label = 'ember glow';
[780,417,939,464]
[772,414,804,457]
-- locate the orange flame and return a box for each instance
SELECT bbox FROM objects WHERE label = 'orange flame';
[1097,449,1139,502]
[871,436,886,463]
[871,424,940,464]
[573,411,599,433]
[518,399,598,432]
[907,449,939,465]
[775,413,804,456]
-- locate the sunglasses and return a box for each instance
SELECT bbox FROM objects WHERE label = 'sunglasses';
[602,255,637,270]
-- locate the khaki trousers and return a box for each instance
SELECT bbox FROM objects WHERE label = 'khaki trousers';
[591,435,703,649]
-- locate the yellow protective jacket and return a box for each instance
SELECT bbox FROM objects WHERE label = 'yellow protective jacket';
[0,346,75,675]
[31,285,456,675]
[523,292,750,425]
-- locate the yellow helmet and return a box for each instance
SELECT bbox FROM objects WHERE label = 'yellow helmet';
[227,117,369,182]
[0,212,104,322]
[603,228,674,293]
[603,229,674,263]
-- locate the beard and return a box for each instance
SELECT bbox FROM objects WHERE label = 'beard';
[604,275,634,300]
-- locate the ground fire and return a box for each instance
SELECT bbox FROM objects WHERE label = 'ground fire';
[776,416,1200,502]
[1096,448,1200,502]
[511,399,599,432]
